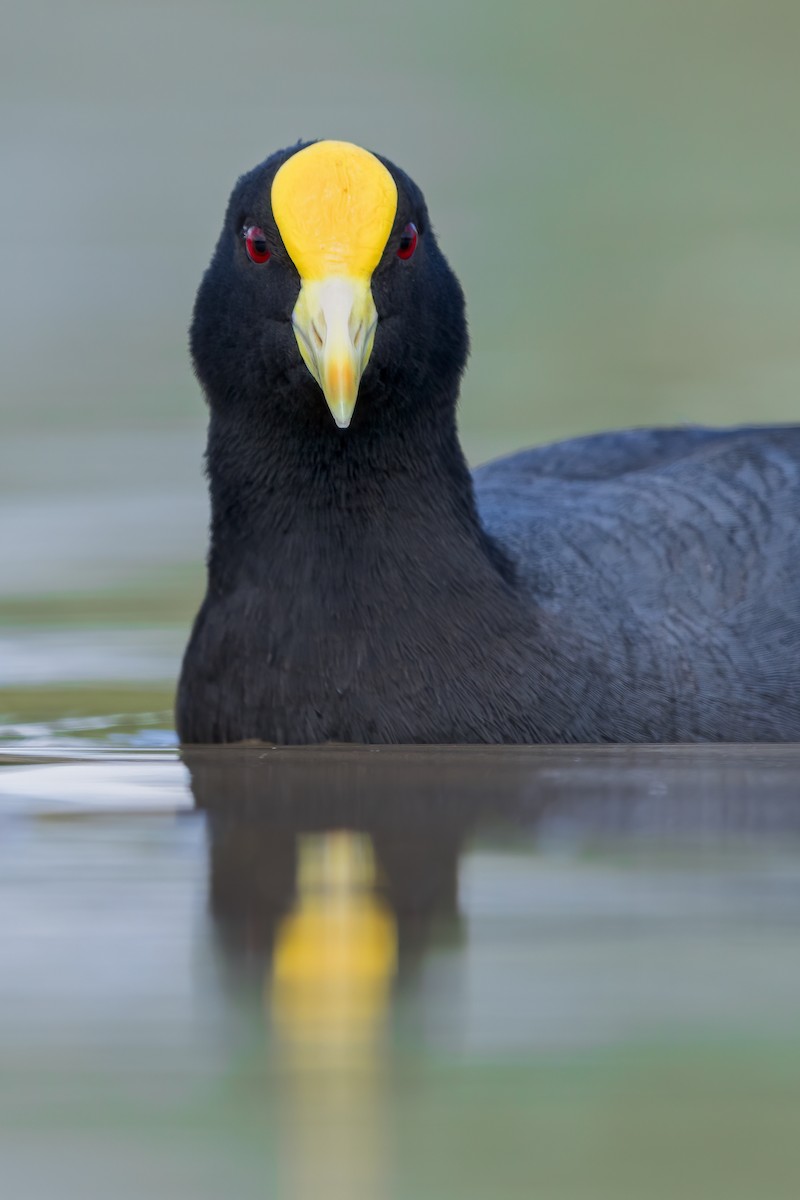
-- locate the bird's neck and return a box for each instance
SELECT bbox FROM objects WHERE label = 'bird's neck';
[204,402,511,596]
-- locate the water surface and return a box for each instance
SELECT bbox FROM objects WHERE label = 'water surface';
[3,728,800,1199]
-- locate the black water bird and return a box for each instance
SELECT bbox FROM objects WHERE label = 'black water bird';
[178,140,800,743]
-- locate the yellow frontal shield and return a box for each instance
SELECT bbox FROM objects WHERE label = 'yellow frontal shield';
[271,141,398,428]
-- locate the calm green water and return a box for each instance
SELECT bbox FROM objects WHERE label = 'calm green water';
[4,0,800,1194]
[3,725,800,1197]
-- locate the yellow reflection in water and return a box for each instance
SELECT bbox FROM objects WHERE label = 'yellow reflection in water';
[269,832,397,1199]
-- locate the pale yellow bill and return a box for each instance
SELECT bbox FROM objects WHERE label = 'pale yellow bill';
[271,141,398,428]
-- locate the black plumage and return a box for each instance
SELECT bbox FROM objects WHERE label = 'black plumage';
[177,143,800,743]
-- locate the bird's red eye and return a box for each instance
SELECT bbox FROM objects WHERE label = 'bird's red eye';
[397,222,418,259]
[244,225,270,263]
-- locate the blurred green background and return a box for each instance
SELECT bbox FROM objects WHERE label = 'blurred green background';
[3,0,800,627]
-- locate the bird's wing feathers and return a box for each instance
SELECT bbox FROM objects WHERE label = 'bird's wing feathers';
[475,426,800,617]
[474,424,798,484]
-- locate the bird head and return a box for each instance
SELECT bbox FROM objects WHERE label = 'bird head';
[190,140,468,434]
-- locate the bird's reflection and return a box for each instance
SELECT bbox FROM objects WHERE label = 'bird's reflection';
[183,744,800,1196]
[188,748,484,1003]
[186,742,800,1005]
[269,831,397,1058]
[186,747,504,1200]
